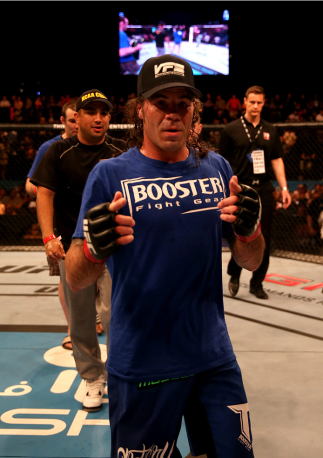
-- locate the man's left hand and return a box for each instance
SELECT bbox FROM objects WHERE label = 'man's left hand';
[281,189,292,209]
[218,176,261,238]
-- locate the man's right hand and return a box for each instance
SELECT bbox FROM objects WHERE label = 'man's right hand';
[83,191,135,263]
[45,238,65,265]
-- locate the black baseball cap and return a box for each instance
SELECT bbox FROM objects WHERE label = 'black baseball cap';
[137,55,202,99]
[76,89,113,112]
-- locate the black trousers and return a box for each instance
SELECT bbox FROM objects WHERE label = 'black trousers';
[227,182,275,289]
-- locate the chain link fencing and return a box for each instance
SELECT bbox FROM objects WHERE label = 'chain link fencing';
[1,123,323,264]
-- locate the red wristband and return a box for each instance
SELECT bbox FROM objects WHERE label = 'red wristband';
[43,235,57,245]
[34,186,37,195]
[83,239,107,264]
[234,223,261,243]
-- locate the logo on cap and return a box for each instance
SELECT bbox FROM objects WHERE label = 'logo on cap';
[81,91,107,102]
[154,62,185,78]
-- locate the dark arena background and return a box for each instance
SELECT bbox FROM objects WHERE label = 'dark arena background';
[1,3,323,458]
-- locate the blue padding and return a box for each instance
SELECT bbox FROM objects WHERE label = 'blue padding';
[0,333,190,457]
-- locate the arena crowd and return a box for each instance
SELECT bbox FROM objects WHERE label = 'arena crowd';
[1,91,323,125]
[1,91,323,251]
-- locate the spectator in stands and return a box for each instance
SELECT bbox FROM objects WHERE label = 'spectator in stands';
[312,93,322,116]
[202,92,215,123]
[23,223,42,240]
[5,189,25,214]
[300,148,316,180]
[46,95,56,111]
[295,94,307,113]
[208,130,221,149]
[315,109,323,122]
[226,93,241,121]
[23,97,33,122]
[0,143,9,180]
[0,95,11,108]
[116,96,126,123]
[287,109,300,122]
[306,97,317,121]
[57,95,66,107]
[34,95,43,111]
[212,108,228,124]
[282,93,295,121]
[0,188,11,205]
[0,96,11,122]
[307,189,323,246]
[109,95,117,123]
[214,94,227,111]
[47,111,55,123]
[289,189,308,240]
[269,93,283,122]
[13,96,24,123]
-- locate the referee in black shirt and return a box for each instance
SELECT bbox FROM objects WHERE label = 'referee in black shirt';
[219,85,291,299]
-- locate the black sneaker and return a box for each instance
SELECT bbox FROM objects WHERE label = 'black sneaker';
[228,276,240,297]
[250,286,268,300]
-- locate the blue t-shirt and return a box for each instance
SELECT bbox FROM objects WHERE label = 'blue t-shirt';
[119,30,134,63]
[27,134,62,178]
[74,147,236,382]
[174,30,183,44]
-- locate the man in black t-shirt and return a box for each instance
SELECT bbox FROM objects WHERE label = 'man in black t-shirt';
[31,89,126,412]
[219,86,292,299]
[153,21,166,55]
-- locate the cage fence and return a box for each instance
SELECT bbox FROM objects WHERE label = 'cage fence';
[1,123,323,264]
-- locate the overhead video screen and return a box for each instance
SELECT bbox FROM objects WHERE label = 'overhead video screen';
[119,11,229,76]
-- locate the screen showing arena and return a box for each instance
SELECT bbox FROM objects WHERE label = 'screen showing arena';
[119,11,229,76]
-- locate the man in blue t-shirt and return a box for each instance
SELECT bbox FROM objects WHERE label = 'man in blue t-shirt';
[25,100,78,197]
[25,100,78,350]
[119,16,142,75]
[66,55,265,457]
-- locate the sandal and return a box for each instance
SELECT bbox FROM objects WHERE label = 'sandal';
[62,335,72,350]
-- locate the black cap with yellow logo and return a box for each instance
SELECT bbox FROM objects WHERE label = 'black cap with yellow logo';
[76,89,113,112]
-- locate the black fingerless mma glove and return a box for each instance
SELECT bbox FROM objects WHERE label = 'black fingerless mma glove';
[232,184,262,242]
[83,203,121,263]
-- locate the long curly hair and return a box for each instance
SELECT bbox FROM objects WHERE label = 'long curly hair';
[114,96,214,164]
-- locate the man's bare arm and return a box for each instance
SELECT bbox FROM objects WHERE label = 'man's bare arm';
[226,234,265,271]
[65,239,105,292]
[25,178,37,197]
[271,157,291,209]
[36,186,65,263]
[66,191,135,291]
[119,44,142,57]
[36,186,56,238]
[219,176,265,271]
